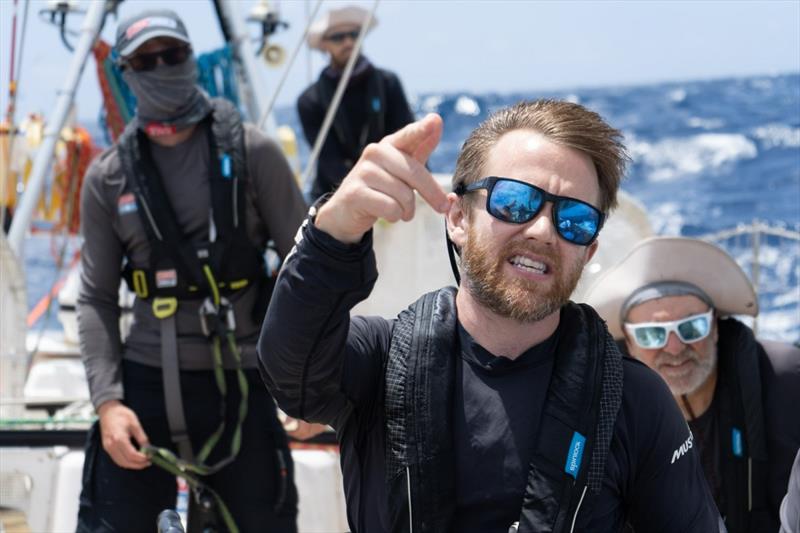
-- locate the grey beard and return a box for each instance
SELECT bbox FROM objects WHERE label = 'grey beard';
[123,59,211,128]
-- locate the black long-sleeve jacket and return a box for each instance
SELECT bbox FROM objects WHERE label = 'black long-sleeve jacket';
[258,219,722,532]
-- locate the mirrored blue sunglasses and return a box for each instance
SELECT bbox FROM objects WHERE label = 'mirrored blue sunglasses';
[454,176,604,246]
[624,309,714,350]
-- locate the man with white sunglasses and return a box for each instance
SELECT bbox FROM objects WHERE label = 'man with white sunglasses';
[584,236,800,533]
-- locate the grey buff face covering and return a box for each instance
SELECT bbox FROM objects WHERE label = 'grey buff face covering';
[123,58,212,129]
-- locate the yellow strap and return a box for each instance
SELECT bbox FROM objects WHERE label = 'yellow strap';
[152,297,178,319]
[132,270,148,298]
[229,279,248,290]
[202,265,221,307]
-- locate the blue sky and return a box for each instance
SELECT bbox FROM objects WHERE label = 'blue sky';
[1,0,799,122]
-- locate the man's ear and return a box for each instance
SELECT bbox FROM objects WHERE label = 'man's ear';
[584,239,599,264]
[446,192,467,249]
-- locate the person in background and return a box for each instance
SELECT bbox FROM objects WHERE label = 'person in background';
[259,100,722,532]
[76,9,307,532]
[297,5,415,203]
[584,236,800,533]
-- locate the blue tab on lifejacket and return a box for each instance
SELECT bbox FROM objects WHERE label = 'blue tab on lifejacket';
[564,431,586,479]
[732,427,744,457]
[220,153,232,179]
[372,97,381,112]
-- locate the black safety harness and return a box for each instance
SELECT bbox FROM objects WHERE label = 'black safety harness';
[712,318,771,533]
[384,288,624,533]
[116,99,266,533]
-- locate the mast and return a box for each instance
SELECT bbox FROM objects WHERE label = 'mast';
[212,0,276,134]
[7,0,109,256]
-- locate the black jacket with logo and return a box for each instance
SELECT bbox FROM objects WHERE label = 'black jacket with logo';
[258,220,722,532]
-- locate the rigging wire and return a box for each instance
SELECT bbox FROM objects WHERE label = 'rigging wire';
[14,0,31,99]
[7,0,18,108]
[2,0,28,233]
[257,0,324,130]
[304,0,313,84]
[300,0,381,190]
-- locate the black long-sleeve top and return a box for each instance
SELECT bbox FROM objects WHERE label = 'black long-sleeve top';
[258,219,721,532]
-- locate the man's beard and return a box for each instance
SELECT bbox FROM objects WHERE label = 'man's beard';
[460,227,586,323]
[654,344,717,396]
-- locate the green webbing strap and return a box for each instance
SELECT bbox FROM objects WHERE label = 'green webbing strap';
[193,332,249,468]
[149,329,249,477]
[142,444,239,533]
[203,264,221,307]
[147,266,250,532]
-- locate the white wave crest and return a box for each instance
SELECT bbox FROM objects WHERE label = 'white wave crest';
[630,133,758,182]
[648,202,685,235]
[687,117,725,130]
[421,95,444,114]
[668,88,687,103]
[455,95,480,116]
[757,308,800,343]
[751,123,800,149]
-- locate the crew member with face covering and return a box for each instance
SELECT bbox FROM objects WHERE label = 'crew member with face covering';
[584,236,800,533]
[259,101,723,532]
[297,5,415,202]
[76,10,306,531]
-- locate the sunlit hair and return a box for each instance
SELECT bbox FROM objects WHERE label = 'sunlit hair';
[452,99,630,213]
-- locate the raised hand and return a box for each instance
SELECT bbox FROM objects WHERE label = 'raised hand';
[314,113,448,243]
[97,400,151,470]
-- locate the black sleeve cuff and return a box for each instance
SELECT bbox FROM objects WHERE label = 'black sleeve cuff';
[301,196,374,262]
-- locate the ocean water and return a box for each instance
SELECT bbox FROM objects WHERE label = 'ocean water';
[24,73,800,342]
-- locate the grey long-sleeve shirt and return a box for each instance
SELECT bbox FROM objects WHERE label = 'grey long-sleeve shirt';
[77,121,306,409]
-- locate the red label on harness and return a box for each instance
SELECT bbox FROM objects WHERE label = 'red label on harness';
[144,122,177,137]
[155,269,178,288]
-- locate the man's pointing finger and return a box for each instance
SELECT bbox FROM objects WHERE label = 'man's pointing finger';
[383,113,443,165]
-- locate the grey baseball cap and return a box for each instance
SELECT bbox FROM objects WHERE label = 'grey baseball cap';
[115,9,190,57]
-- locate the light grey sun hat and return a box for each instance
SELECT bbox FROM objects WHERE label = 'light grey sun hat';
[583,236,758,339]
[306,6,377,51]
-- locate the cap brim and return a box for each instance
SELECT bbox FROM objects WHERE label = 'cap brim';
[582,236,758,339]
[118,29,190,57]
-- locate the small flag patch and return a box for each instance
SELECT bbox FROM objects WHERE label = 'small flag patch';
[118,193,138,215]
[155,269,178,288]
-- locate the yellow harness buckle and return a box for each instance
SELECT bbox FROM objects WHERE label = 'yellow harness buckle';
[132,270,148,298]
[152,297,178,319]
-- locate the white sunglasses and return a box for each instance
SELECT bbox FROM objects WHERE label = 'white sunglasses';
[624,309,714,349]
